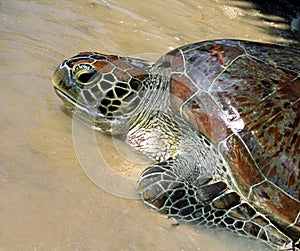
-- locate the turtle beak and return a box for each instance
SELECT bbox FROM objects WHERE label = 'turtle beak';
[52,60,79,104]
[52,60,69,90]
[52,61,81,114]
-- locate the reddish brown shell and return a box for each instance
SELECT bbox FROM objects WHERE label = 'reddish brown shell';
[155,40,300,240]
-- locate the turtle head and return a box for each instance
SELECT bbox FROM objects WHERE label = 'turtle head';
[52,52,151,135]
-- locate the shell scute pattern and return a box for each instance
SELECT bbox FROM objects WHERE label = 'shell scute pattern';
[242,42,300,72]
[153,40,300,241]
[177,45,298,175]
[52,40,300,249]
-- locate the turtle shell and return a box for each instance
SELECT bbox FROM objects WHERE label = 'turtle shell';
[154,40,300,240]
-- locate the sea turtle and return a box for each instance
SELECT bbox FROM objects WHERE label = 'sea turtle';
[52,39,300,250]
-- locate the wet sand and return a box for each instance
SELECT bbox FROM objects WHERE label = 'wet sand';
[0,0,298,250]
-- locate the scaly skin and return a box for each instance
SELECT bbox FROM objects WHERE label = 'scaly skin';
[52,40,300,250]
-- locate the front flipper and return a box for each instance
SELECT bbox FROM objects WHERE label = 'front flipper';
[137,159,293,250]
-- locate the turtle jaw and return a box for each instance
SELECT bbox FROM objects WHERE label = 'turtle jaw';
[52,66,116,134]
[52,64,84,114]
[54,86,125,134]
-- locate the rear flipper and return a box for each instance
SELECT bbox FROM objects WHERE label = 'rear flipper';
[137,159,294,250]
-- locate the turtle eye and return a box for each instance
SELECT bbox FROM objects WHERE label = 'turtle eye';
[73,64,101,85]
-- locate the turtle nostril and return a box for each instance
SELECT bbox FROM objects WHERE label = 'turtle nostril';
[59,60,67,68]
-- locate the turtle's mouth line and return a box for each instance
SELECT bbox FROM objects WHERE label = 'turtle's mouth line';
[54,87,98,118]
[53,87,115,132]
[54,87,80,109]
[54,87,122,134]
